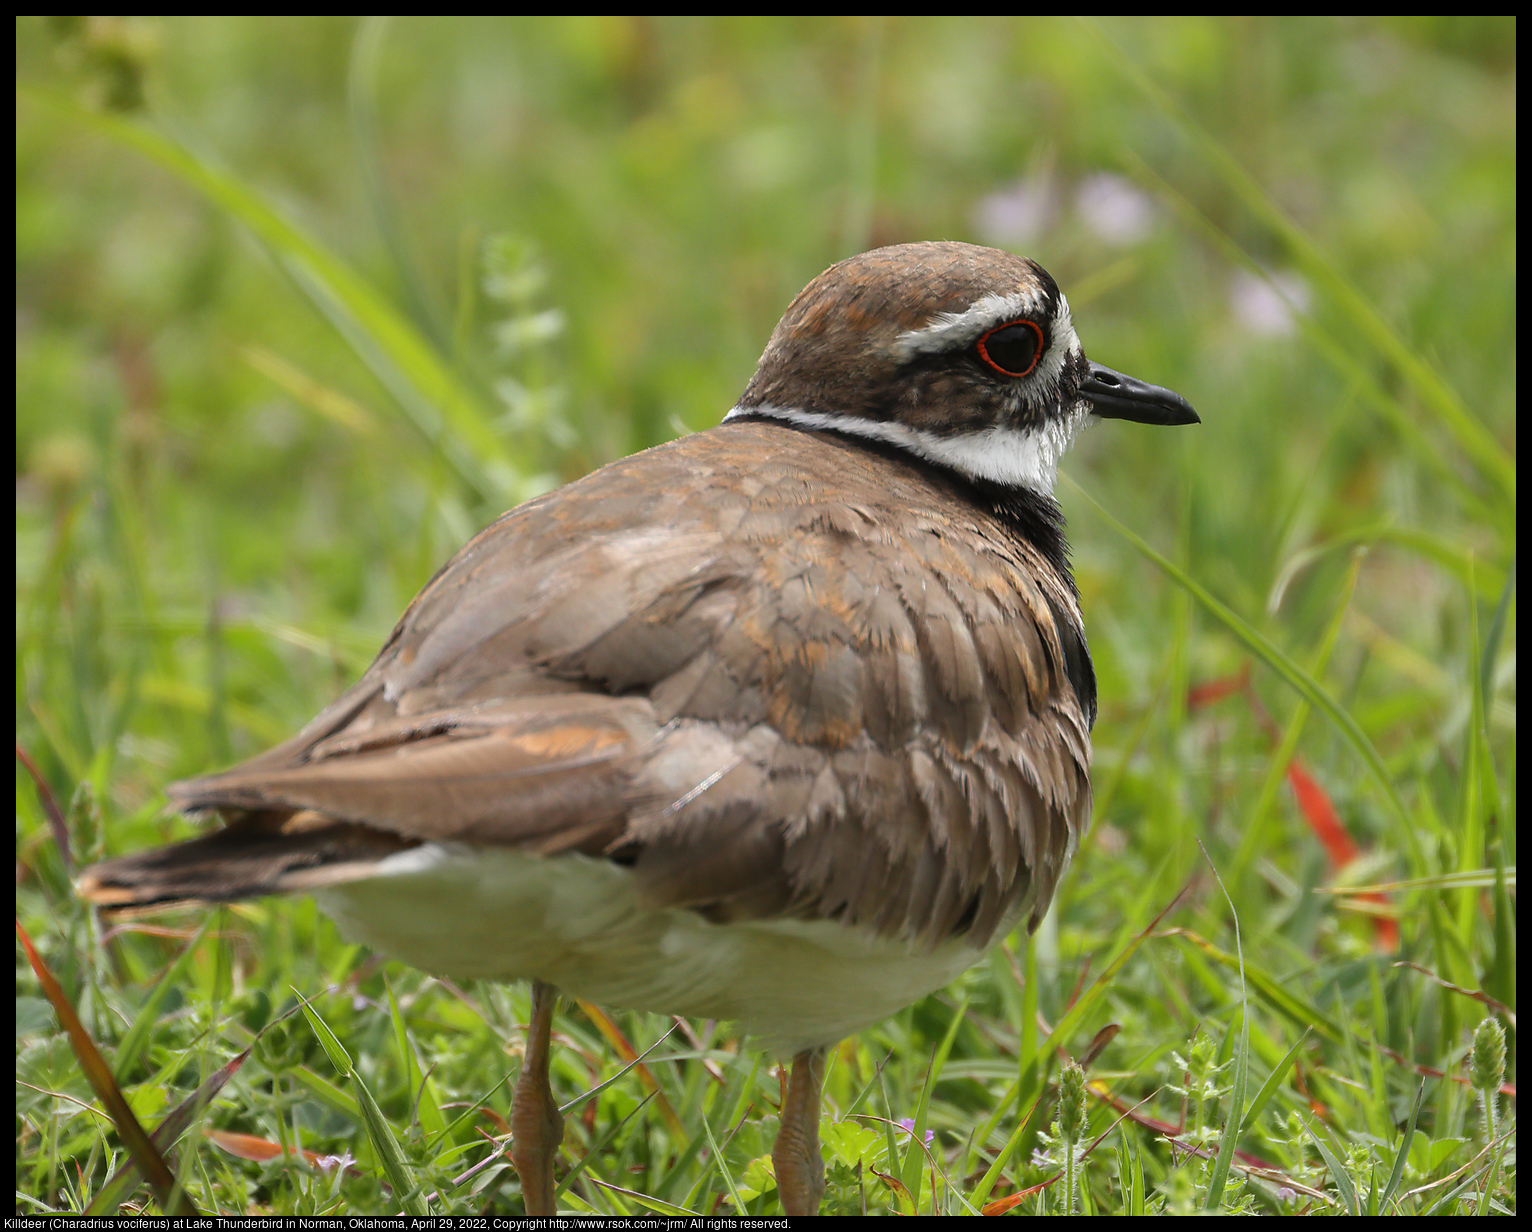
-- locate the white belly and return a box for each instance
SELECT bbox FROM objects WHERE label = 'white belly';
[314,843,988,1055]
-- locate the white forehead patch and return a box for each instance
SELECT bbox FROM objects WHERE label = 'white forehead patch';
[893,289,1081,394]
[893,289,1054,357]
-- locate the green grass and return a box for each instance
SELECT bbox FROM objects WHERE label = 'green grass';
[17,16,1514,1216]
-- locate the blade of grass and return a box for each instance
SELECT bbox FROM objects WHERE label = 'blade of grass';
[28,87,513,506]
[1075,481,1416,845]
[1090,18,1513,509]
[19,920,197,1215]
[299,992,428,1216]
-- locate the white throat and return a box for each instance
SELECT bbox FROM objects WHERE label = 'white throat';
[724,402,1089,496]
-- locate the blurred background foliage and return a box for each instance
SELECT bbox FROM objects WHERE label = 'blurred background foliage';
[17,16,1514,1216]
[18,16,1514,761]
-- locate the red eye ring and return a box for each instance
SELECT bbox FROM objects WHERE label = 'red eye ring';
[975,318,1044,378]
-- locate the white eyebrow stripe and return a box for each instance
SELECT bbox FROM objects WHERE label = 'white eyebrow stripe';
[893,289,1053,360]
[722,401,1090,496]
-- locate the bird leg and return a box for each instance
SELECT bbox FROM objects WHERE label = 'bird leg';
[772,1047,827,1215]
[510,979,564,1214]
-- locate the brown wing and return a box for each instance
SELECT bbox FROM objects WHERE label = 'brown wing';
[79,420,1090,944]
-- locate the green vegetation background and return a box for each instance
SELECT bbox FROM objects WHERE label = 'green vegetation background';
[17,16,1514,1216]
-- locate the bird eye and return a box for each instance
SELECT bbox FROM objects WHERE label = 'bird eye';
[975,319,1044,378]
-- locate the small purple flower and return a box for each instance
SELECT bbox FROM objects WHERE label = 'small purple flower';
[312,1150,355,1173]
[1076,173,1156,245]
[972,175,1061,247]
[897,1117,936,1146]
[1230,268,1310,336]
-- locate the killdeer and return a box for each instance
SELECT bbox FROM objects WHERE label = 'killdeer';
[78,240,1197,1215]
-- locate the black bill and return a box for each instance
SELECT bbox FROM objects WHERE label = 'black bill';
[1082,362,1199,426]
